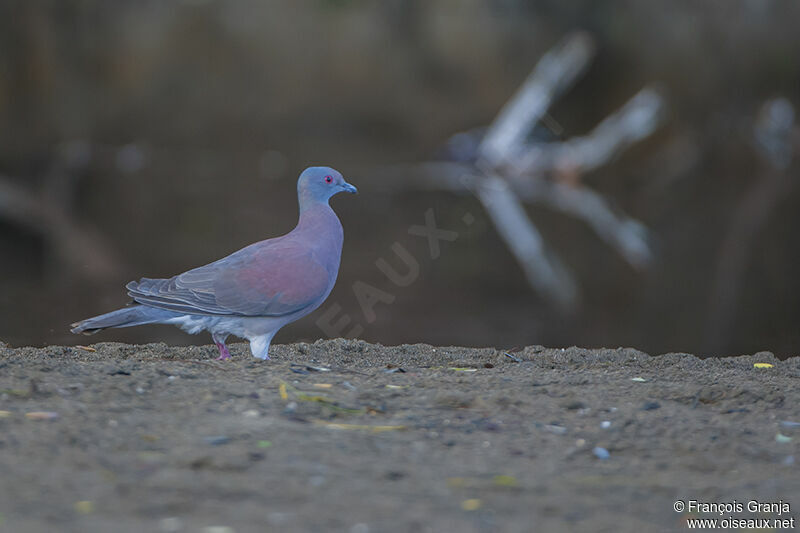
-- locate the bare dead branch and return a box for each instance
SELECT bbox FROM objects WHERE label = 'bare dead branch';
[478,31,595,165]
[404,163,652,269]
[512,179,653,269]
[475,174,579,309]
[753,97,795,169]
[514,87,666,175]
[382,32,663,309]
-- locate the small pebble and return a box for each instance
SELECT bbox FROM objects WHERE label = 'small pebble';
[775,433,793,443]
[544,424,567,435]
[631,377,648,382]
[242,409,260,418]
[593,447,610,460]
[563,400,585,410]
[779,420,800,428]
[204,436,231,446]
[642,401,661,411]
[0,410,11,418]
[601,421,611,429]
[267,512,290,526]
[159,517,184,532]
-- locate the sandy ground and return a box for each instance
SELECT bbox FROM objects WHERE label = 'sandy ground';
[0,340,798,533]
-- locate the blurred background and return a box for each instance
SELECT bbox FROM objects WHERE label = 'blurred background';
[0,0,798,358]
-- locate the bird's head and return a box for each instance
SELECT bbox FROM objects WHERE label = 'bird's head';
[297,166,357,209]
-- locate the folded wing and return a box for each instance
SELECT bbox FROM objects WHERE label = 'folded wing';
[127,240,330,317]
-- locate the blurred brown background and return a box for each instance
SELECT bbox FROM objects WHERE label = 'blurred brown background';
[0,0,798,357]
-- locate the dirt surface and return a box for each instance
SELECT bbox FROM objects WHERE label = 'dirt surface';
[0,340,798,533]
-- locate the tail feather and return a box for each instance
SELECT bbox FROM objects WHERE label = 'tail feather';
[70,305,177,335]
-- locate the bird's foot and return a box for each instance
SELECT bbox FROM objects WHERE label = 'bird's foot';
[215,342,232,361]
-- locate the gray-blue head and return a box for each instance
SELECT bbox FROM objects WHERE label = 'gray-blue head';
[297,166,357,211]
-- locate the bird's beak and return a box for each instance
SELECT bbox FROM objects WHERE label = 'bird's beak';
[341,181,358,194]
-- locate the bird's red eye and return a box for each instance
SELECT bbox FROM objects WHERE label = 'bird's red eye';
[325,175,333,183]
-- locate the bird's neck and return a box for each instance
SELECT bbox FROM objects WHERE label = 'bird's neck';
[293,203,344,260]
[298,189,329,214]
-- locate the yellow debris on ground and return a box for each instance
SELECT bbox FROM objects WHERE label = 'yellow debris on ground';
[493,475,519,487]
[25,411,58,420]
[74,501,94,514]
[312,421,407,433]
[461,499,482,511]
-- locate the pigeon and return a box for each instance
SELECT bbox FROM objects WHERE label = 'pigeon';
[71,166,357,360]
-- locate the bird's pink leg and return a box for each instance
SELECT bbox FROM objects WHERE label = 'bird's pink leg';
[212,333,231,361]
[215,342,231,361]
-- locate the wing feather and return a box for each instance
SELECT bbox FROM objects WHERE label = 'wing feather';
[126,239,330,317]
